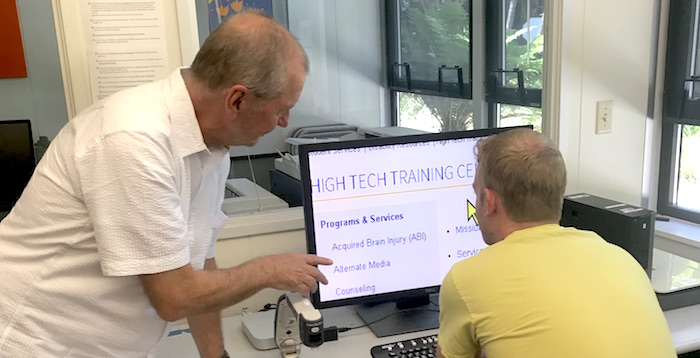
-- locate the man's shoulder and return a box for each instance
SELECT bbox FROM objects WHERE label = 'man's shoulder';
[100,83,172,136]
[69,88,174,160]
[448,247,496,279]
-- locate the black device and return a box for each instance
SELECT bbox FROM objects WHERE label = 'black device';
[560,193,700,311]
[370,333,438,358]
[298,126,528,337]
[269,169,303,207]
[0,120,35,212]
[560,193,654,277]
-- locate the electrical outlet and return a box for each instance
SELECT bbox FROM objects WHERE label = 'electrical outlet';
[596,100,613,134]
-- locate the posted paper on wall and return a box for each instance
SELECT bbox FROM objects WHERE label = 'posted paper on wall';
[81,0,170,102]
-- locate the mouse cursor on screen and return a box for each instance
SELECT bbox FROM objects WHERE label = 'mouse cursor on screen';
[467,199,479,226]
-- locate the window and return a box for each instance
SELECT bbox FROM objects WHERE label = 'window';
[398,92,474,132]
[386,0,544,133]
[659,0,700,224]
[486,0,544,130]
[499,104,542,132]
[677,125,700,211]
[387,0,472,132]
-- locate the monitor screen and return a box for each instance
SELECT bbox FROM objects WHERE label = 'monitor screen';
[0,120,35,212]
[299,127,520,320]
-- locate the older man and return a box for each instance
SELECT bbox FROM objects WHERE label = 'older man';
[437,128,674,358]
[0,10,331,358]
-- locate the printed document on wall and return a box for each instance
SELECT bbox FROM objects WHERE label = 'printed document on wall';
[81,0,170,102]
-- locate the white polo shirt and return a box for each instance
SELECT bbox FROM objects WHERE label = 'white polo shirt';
[0,69,230,357]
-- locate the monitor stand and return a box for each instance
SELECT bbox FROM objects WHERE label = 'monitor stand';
[355,294,439,338]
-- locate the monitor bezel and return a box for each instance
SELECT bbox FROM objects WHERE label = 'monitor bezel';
[0,119,35,212]
[299,126,528,309]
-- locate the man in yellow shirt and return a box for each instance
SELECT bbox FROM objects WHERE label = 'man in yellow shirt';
[437,128,675,358]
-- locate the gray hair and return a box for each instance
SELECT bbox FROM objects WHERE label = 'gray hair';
[190,9,309,99]
[474,128,567,222]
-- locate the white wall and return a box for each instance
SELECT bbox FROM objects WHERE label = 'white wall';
[288,0,386,129]
[229,0,388,157]
[560,0,660,206]
[0,1,68,141]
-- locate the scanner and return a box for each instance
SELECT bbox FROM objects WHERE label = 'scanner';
[274,292,324,357]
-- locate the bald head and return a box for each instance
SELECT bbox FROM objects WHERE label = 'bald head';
[474,128,567,223]
[190,9,308,99]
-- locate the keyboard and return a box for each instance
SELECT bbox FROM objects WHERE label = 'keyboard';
[370,334,438,358]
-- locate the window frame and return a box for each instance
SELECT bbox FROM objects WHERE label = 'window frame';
[659,0,700,224]
[484,0,543,110]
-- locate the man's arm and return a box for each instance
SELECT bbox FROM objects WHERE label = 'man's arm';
[436,345,484,358]
[437,269,481,358]
[187,258,225,358]
[139,253,332,322]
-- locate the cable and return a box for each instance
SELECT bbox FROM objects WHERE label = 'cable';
[245,147,263,212]
[429,297,440,307]
[338,307,440,332]
[259,303,277,312]
[323,307,439,342]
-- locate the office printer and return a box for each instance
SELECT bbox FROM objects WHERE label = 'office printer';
[270,125,429,206]
[222,178,289,216]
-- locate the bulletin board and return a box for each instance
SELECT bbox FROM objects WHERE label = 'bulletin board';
[208,0,273,32]
[0,0,28,78]
[52,0,189,118]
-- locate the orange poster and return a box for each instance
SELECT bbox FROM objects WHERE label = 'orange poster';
[0,0,27,78]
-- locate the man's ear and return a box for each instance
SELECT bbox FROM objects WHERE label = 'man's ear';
[483,187,499,216]
[224,84,249,115]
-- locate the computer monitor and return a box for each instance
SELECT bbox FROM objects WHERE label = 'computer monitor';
[0,120,35,212]
[299,126,521,337]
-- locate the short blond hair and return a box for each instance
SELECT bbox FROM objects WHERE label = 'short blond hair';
[190,9,309,99]
[475,128,567,222]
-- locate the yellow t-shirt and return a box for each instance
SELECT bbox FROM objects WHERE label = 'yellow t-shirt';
[438,224,675,358]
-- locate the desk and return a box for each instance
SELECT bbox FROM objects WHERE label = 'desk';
[155,304,700,357]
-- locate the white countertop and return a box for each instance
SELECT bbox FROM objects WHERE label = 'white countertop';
[155,303,700,357]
